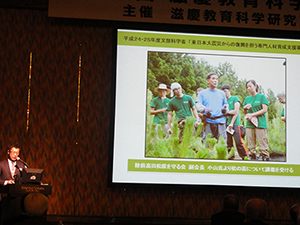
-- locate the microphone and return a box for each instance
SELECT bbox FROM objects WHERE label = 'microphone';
[17,157,29,168]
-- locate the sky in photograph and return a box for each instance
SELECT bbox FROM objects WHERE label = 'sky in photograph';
[193,54,286,96]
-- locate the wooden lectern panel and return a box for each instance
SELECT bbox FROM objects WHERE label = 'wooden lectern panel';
[0,184,52,196]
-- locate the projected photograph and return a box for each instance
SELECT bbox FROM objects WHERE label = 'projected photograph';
[113,28,300,188]
[146,52,286,162]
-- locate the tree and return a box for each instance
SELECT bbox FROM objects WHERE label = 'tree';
[148,52,198,96]
[266,88,277,121]
[192,58,213,91]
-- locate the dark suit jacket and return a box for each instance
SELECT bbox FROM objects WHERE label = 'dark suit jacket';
[211,210,246,225]
[0,159,25,185]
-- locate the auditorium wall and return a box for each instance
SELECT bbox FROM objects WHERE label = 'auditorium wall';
[0,8,299,221]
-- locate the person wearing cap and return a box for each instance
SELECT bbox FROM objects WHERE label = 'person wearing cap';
[221,84,248,160]
[167,82,200,141]
[149,83,171,137]
[196,72,228,142]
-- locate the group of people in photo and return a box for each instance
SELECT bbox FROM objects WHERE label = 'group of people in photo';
[149,71,285,161]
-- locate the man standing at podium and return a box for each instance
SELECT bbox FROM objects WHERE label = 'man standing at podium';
[0,143,26,185]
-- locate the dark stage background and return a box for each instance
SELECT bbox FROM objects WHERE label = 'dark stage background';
[0,7,299,222]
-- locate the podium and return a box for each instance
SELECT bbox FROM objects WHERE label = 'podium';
[0,184,52,224]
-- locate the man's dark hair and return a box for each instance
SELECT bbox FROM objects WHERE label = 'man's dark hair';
[221,84,231,91]
[206,72,218,80]
[290,204,300,225]
[246,80,259,92]
[222,194,239,211]
[245,198,267,221]
[7,142,20,152]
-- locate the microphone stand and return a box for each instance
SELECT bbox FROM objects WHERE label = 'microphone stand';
[15,158,29,184]
[17,157,30,168]
[14,164,21,184]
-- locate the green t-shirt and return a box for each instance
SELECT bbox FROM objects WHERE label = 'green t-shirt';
[150,97,170,124]
[243,93,269,129]
[281,107,285,117]
[167,94,195,120]
[227,96,241,126]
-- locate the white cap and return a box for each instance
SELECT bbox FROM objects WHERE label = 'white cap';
[170,82,181,91]
[170,82,181,97]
